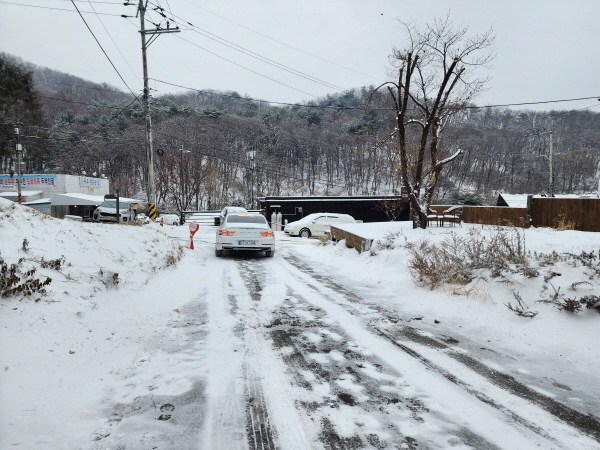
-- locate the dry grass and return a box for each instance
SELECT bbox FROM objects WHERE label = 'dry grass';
[407,227,527,289]
[554,214,577,231]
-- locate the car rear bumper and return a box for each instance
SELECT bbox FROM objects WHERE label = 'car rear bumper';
[216,238,275,251]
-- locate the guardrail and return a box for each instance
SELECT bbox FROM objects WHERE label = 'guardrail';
[181,210,264,225]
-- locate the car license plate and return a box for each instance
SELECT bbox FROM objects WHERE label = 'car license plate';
[238,240,256,245]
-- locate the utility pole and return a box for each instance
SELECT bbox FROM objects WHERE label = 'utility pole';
[528,122,556,197]
[136,0,179,219]
[179,144,190,210]
[548,131,554,197]
[246,151,256,208]
[14,125,23,204]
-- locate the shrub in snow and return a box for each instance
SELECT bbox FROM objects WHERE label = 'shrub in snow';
[370,231,404,255]
[580,295,600,312]
[407,227,527,289]
[0,256,52,302]
[505,291,538,318]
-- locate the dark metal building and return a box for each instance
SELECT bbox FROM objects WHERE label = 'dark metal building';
[260,194,409,224]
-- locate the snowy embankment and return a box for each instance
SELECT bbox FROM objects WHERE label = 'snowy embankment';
[1,197,599,449]
[299,221,600,379]
[0,198,192,447]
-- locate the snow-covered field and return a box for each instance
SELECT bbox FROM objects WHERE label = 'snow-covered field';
[1,197,599,449]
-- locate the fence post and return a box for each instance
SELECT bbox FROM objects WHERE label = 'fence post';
[526,195,533,227]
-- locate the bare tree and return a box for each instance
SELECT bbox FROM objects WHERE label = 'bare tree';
[370,16,494,228]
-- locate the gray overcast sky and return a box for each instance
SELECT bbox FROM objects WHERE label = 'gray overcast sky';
[1,0,599,112]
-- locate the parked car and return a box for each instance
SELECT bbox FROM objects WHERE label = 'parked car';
[215,206,248,226]
[284,213,356,238]
[93,200,136,223]
[158,214,180,225]
[215,213,275,257]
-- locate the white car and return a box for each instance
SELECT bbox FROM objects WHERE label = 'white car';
[284,213,356,238]
[93,200,136,223]
[215,206,248,225]
[215,213,275,257]
[158,214,180,225]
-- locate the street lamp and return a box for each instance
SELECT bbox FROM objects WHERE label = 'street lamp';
[246,151,256,208]
[14,126,23,204]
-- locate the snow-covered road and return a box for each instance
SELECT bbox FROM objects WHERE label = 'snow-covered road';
[1,204,599,450]
[93,224,600,450]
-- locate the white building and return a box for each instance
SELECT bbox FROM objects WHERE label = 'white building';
[0,174,109,217]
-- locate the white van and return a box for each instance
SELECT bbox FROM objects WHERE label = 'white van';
[283,213,356,238]
[93,200,135,223]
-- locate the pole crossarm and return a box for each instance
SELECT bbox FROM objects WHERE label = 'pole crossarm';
[140,28,180,48]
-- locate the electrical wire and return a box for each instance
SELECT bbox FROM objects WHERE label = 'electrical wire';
[69,0,142,104]
[150,79,386,110]
[177,0,380,81]
[35,79,129,94]
[144,1,344,92]
[150,78,600,113]
[172,34,317,99]
[0,0,123,15]
[85,0,143,85]
[465,96,600,110]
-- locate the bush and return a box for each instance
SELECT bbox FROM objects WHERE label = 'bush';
[0,257,52,301]
[407,227,526,289]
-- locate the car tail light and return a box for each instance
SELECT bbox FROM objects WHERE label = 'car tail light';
[260,231,274,237]
[219,230,235,236]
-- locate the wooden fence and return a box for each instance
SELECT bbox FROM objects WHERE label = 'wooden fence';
[456,198,600,231]
[462,206,528,227]
[531,198,600,232]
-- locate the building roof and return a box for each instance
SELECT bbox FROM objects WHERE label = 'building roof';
[24,198,51,205]
[497,193,599,208]
[496,194,529,208]
[0,190,43,198]
[49,193,143,206]
[50,193,106,206]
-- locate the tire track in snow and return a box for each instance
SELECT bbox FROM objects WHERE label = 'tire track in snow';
[266,288,501,450]
[279,249,600,448]
[236,258,316,450]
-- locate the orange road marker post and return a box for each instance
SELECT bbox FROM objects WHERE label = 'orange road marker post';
[188,221,200,249]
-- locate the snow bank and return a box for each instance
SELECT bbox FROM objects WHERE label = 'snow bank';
[290,222,600,380]
[0,198,188,448]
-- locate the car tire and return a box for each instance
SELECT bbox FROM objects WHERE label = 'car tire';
[215,248,223,257]
[265,250,274,257]
[123,217,128,222]
[299,228,311,238]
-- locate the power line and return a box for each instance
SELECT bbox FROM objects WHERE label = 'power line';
[85,0,142,85]
[150,78,600,113]
[172,34,317,99]
[69,0,142,104]
[177,0,380,81]
[35,79,128,94]
[144,1,343,92]
[465,96,600,110]
[4,87,137,110]
[150,78,381,110]
[0,0,123,15]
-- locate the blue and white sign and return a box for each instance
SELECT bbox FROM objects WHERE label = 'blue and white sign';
[0,175,57,190]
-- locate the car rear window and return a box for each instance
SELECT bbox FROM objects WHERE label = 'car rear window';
[227,215,267,224]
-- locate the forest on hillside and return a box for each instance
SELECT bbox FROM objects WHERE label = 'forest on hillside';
[2,53,599,211]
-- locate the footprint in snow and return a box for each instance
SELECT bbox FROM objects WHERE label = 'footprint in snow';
[157,403,175,421]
